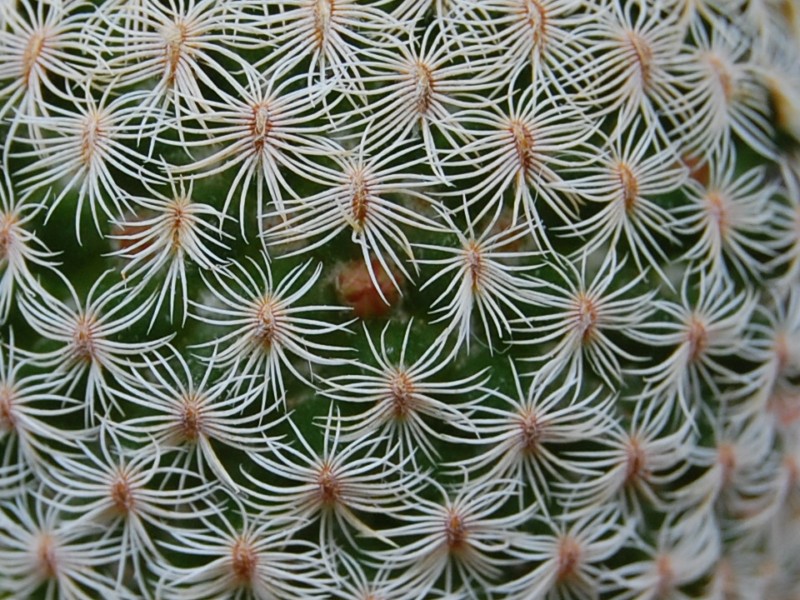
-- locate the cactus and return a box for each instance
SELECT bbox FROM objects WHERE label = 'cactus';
[1,0,799,597]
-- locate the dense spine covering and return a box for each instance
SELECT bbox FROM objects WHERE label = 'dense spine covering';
[1,0,799,598]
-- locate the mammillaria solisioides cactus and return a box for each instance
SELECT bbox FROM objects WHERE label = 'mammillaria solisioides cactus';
[1,0,800,597]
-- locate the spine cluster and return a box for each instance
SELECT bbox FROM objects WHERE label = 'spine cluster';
[0,0,799,598]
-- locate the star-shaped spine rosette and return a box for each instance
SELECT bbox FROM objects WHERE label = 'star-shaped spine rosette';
[191,256,351,411]
[242,408,424,562]
[0,490,124,599]
[341,25,504,181]
[18,273,171,424]
[415,201,541,354]
[247,0,401,90]
[564,399,695,521]
[605,511,722,599]
[156,496,332,599]
[109,174,230,328]
[263,135,444,301]
[14,85,164,242]
[520,253,656,389]
[447,360,614,515]
[675,146,778,282]
[166,66,341,236]
[94,0,267,138]
[500,506,631,600]
[671,412,777,518]
[453,0,596,89]
[561,119,686,281]
[39,427,218,595]
[579,0,693,140]
[445,78,595,245]
[322,320,486,465]
[0,0,100,151]
[370,477,534,599]
[675,22,776,160]
[0,331,85,476]
[110,346,281,492]
[632,271,758,421]
[743,288,800,407]
[0,181,59,322]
